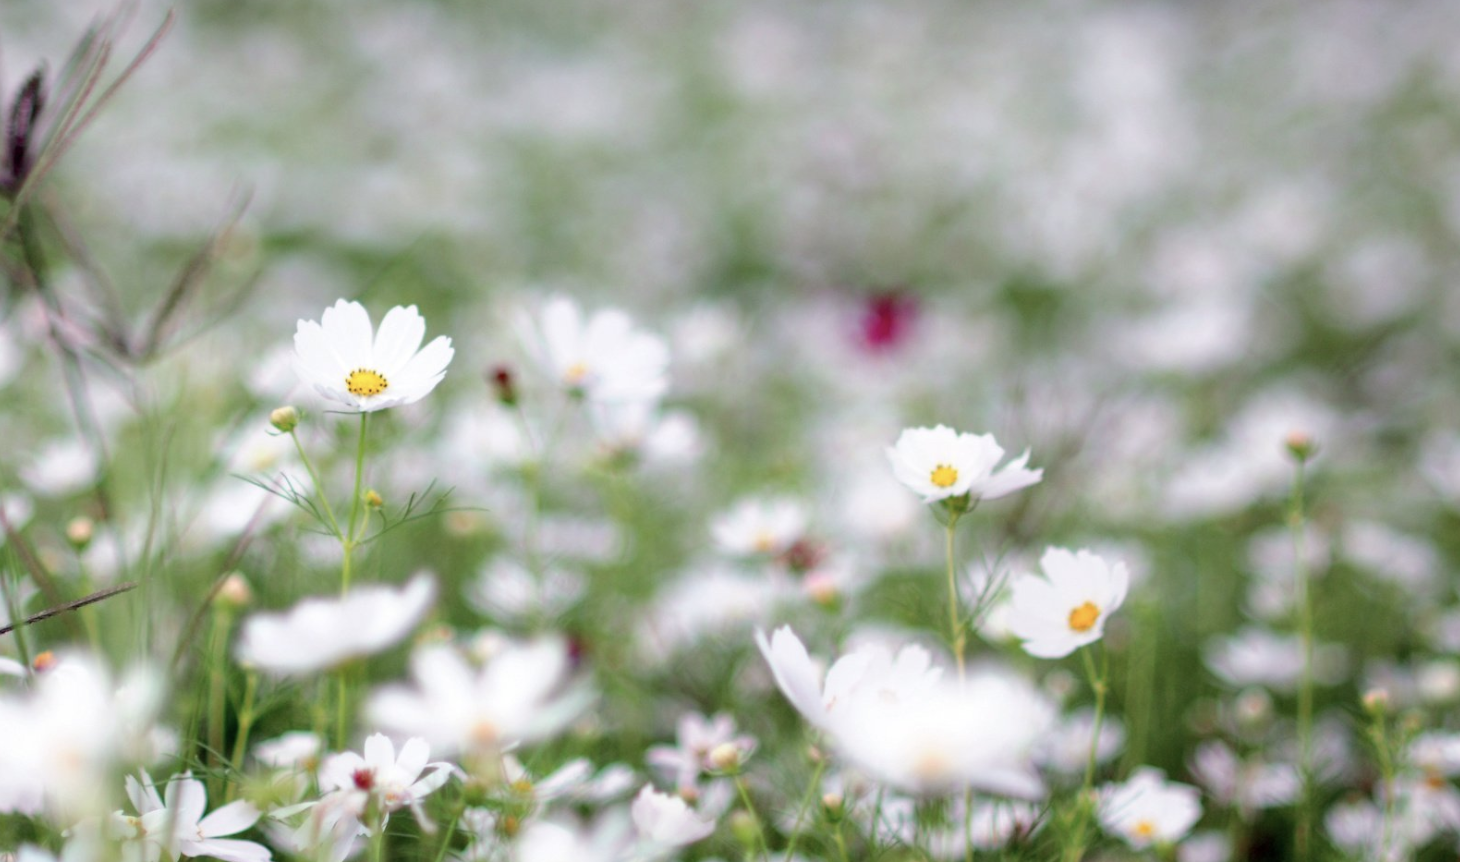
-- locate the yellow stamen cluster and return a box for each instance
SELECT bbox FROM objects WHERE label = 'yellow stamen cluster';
[1131,820,1157,839]
[1068,601,1101,632]
[346,368,389,397]
[564,362,590,385]
[929,464,959,488]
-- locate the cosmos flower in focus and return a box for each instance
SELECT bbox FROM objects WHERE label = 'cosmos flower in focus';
[519,296,669,403]
[1097,767,1202,850]
[112,771,269,862]
[886,426,1041,505]
[1006,548,1129,659]
[235,575,437,676]
[293,299,454,412]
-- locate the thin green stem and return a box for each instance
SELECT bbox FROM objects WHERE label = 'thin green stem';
[431,804,464,862]
[370,811,387,862]
[782,756,827,862]
[1291,459,1314,862]
[1063,645,1107,862]
[1371,708,1395,861]
[833,821,851,862]
[341,412,370,595]
[289,430,343,541]
[207,605,233,800]
[335,666,350,750]
[734,775,769,861]
[227,672,258,803]
[944,512,965,679]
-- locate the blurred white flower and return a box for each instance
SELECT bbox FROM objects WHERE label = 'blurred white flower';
[20,439,97,498]
[367,638,592,759]
[1097,767,1202,849]
[756,627,1053,797]
[236,575,436,675]
[630,785,716,848]
[710,496,808,557]
[0,654,166,818]
[1033,709,1125,776]
[1188,741,1298,817]
[646,712,756,793]
[1006,548,1129,659]
[253,732,322,770]
[467,557,584,623]
[293,299,454,412]
[514,813,634,862]
[886,425,1041,504]
[521,296,669,403]
[1205,626,1347,692]
[112,771,268,862]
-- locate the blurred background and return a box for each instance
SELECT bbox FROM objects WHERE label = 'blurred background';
[4,1,1460,856]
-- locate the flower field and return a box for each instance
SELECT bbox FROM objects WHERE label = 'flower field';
[1,1,1460,860]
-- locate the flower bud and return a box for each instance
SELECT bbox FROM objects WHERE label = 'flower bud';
[1362,687,1392,716]
[364,489,384,509]
[270,406,300,433]
[65,516,94,550]
[32,651,57,673]
[217,573,253,609]
[708,742,742,773]
[729,810,758,847]
[1285,430,1316,462]
[488,365,517,407]
[821,793,845,822]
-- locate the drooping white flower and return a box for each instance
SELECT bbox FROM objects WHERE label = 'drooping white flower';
[1097,767,1202,850]
[520,296,669,403]
[630,785,716,848]
[293,299,454,412]
[1006,548,1129,659]
[236,575,436,676]
[886,425,1041,504]
[710,496,808,557]
[367,638,593,760]
[112,771,270,862]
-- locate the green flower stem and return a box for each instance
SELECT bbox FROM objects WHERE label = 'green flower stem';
[227,671,258,802]
[1063,645,1108,862]
[781,753,826,862]
[1291,458,1314,862]
[206,602,234,800]
[944,511,966,679]
[289,430,343,541]
[734,774,770,861]
[342,411,370,595]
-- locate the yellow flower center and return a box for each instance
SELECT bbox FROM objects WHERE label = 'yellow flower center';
[1068,601,1101,632]
[1132,820,1156,839]
[564,362,589,385]
[346,368,389,397]
[930,464,959,488]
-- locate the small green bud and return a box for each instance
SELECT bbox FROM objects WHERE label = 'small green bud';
[270,406,300,433]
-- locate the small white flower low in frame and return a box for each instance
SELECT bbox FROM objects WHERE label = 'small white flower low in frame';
[112,770,270,862]
[1097,767,1202,850]
[519,296,670,403]
[293,299,454,413]
[886,425,1041,506]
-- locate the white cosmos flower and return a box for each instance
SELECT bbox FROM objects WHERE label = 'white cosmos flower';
[711,496,808,557]
[112,771,269,862]
[1098,767,1202,850]
[886,425,1041,504]
[366,638,593,759]
[521,296,669,403]
[630,785,716,848]
[235,575,436,676]
[317,734,455,828]
[293,299,454,412]
[1006,548,1129,659]
[756,627,1053,797]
